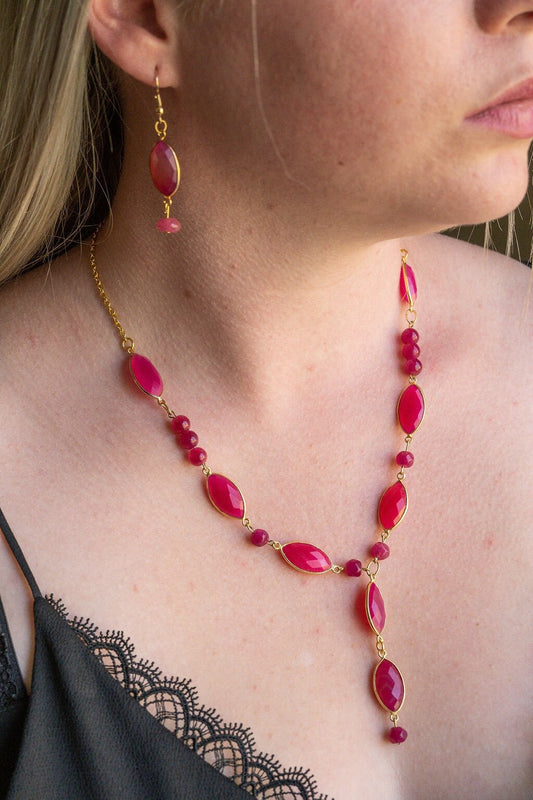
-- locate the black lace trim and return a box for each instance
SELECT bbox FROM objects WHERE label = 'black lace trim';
[0,632,22,710]
[46,596,330,800]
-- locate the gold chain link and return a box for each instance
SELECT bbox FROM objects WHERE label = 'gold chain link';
[90,231,134,354]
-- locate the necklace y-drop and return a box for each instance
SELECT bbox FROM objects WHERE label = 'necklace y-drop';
[90,236,424,743]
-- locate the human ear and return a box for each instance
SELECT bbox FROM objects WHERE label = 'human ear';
[88,0,180,87]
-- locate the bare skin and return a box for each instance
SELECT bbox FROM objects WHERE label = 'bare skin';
[1,1,532,797]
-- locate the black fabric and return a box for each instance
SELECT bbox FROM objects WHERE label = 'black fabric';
[0,595,28,795]
[1,597,251,799]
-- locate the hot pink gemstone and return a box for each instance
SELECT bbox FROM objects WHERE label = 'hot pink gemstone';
[389,726,408,744]
[402,342,420,360]
[396,451,414,468]
[150,141,179,196]
[400,328,419,345]
[251,528,269,547]
[178,430,198,450]
[366,582,386,634]
[404,359,422,376]
[171,415,190,433]
[399,264,417,303]
[207,474,245,519]
[397,384,425,434]
[345,558,362,577]
[373,659,405,712]
[188,447,206,466]
[378,481,407,530]
[370,542,390,560]
[156,217,181,234]
[281,542,332,573]
[129,354,163,397]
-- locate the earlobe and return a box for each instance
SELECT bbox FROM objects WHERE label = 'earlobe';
[88,0,180,87]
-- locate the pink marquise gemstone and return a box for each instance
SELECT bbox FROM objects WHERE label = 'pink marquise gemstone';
[150,141,179,196]
[378,481,407,530]
[156,217,181,234]
[399,264,417,303]
[366,582,386,634]
[281,542,332,574]
[129,354,163,397]
[397,384,425,434]
[206,474,245,519]
[373,659,405,712]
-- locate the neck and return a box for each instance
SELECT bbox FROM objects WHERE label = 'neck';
[90,108,412,408]
[93,210,406,399]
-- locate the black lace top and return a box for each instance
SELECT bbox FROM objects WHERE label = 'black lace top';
[0,508,329,800]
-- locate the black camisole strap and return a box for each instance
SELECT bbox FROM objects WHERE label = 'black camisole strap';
[0,505,41,599]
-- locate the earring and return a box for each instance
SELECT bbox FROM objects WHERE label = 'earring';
[149,71,181,233]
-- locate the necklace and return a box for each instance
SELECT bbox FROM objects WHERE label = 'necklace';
[90,234,424,744]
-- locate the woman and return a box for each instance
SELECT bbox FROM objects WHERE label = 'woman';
[0,1,531,797]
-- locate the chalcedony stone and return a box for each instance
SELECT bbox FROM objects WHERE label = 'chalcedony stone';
[156,217,181,233]
[150,141,180,197]
[397,384,425,434]
[373,658,405,712]
[206,474,245,519]
[129,354,163,397]
[366,582,386,634]
[280,542,332,573]
[378,481,407,531]
[399,264,417,303]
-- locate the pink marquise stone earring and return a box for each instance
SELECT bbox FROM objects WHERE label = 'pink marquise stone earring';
[150,142,181,234]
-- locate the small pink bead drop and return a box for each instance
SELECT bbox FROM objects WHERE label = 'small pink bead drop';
[396,451,414,468]
[345,559,362,577]
[188,447,207,466]
[157,218,181,234]
[370,542,390,560]
[400,328,419,344]
[171,415,190,433]
[251,529,269,547]
[389,726,408,744]
[179,430,199,450]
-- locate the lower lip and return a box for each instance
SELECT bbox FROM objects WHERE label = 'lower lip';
[467,98,533,138]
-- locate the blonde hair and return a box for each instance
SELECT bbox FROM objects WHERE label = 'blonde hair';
[0,0,121,284]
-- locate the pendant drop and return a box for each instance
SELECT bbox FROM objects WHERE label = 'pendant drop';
[373,658,405,713]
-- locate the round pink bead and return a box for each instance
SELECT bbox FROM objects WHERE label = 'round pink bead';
[178,430,199,450]
[156,217,181,234]
[404,359,422,376]
[370,542,390,560]
[188,447,207,466]
[171,415,190,433]
[389,726,408,744]
[402,342,420,360]
[396,451,414,468]
[345,559,362,577]
[400,328,419,344]
[251,529,269,547]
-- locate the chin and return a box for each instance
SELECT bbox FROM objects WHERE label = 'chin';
[457,150,531,225]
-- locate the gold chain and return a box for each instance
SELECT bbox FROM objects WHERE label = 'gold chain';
[90,231,135,355]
